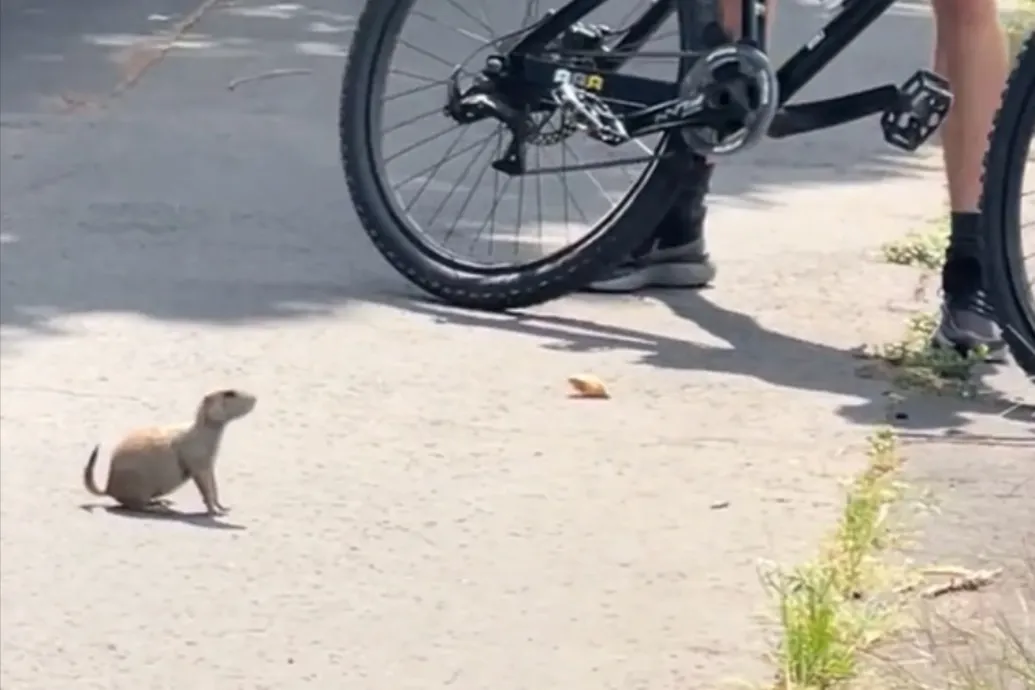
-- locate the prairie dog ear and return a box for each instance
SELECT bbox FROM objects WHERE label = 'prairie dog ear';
[198,391,224,422]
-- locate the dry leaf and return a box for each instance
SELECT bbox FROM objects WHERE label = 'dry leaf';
[567,374,610,399]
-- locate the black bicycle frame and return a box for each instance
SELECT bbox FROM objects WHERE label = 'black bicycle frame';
[504,0,902,139]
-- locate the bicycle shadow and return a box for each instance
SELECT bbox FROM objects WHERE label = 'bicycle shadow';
[371,289,1032,433]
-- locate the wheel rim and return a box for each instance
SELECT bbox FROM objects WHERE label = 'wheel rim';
[362,0,685,272]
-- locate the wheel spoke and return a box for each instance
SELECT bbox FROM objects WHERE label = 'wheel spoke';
[411,11,489,44]
[562,141,618,209]
[473,135,509,254]
[397,38,460,71]
[557,143,592,229]
[403,127,470,213]
[426,126,502,230]
[513,160,527,258]
[442,128,502,246]
[390,68,445,85]
[384,78,450,104]
[384,124,461,164]
[361,0,680,277]
[383,106,449,135]
[441,0,496,39]
[391,129,498,192]
[535,144,544,251]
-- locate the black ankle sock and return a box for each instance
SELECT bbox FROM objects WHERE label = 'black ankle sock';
[948,211,981,255]
[942,211,983,294]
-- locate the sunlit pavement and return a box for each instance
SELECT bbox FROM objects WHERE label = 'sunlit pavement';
[1,1,1030,688]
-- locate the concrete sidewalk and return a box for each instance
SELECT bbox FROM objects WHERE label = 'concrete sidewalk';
[0,1,1030,688]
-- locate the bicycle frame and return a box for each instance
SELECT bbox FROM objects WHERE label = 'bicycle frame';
[503,0,904,140]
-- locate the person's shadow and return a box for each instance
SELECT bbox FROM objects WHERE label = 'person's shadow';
[370,287,1031,433]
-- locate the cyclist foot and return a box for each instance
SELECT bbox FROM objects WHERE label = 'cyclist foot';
[585,237,716,292]
[586,156,715,293]
[930,293,1008,363]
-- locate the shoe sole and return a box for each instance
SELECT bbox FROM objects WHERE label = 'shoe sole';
[584,261,717,293]
[931,328,1009,364]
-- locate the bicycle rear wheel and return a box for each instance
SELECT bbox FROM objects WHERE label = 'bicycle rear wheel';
[339,0,723,311]
[981,31,1035,376]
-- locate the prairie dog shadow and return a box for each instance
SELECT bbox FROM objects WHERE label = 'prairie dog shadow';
[79,503,246,531]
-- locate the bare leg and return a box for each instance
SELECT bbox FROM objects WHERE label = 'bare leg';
[930,0,1010,358]
[933,0,1008,213]
[722,0,776,40]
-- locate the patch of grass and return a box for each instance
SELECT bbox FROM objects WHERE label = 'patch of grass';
[880,221,949,272]
[766,562,875,688]
[1005,4,1035,59]
[869,219,987,396]
[824,431,907,598]
[855,314,987,396]
[764,429,913,689]
[760,430,1031,690]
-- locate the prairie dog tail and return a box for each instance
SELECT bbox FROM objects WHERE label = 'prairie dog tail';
[83,445,106,497]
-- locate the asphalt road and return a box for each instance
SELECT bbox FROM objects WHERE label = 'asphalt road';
[1,0,1031,688]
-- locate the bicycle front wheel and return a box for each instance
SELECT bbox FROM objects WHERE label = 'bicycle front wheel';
[981,31,1035,376]
[339,0,724,311]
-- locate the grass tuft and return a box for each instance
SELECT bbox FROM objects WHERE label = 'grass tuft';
[764,429,911,690]
[761,429,1032,690]
[880,223,949,273]
[1005,2,1035,58]
[855,314,987,396]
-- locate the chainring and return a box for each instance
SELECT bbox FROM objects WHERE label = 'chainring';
[678,43,779,157]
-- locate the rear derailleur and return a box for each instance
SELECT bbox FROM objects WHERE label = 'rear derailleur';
[443,20,628,174]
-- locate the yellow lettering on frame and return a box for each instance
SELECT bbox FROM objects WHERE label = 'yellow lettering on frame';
[584,75,604,91]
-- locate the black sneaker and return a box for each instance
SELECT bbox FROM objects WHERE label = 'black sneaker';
[583,234,716,292]
[930,292,1008,363]
[585,157,716,293]
[931,256,1007,362]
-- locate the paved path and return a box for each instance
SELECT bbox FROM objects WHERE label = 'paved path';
[0,1,1030,688]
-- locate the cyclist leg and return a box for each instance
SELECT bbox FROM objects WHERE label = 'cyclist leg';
[929,0,1010,359]
[587,0,760,292]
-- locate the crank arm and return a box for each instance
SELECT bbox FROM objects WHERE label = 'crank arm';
[767,84,899,138]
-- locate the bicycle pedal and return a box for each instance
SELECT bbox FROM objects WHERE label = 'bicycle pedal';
[880,69,952,152]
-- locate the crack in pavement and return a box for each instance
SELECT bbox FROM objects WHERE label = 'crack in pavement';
[111,0,226,97]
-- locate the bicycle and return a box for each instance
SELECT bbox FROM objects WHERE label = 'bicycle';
[338,0,1032,374]
[980,31,1035,376]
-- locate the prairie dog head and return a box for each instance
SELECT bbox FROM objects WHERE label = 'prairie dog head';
[197,389,257,425]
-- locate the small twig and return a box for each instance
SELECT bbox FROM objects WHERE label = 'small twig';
[114,0,226,96]
[921,565,981,578]
[919,567,1004,599]
[227,68,313,91]
[893,575,924,595]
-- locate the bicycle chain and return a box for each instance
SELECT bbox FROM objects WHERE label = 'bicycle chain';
[526,110,579,146]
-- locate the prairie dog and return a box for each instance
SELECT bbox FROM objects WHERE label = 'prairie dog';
[83,389,257,515]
